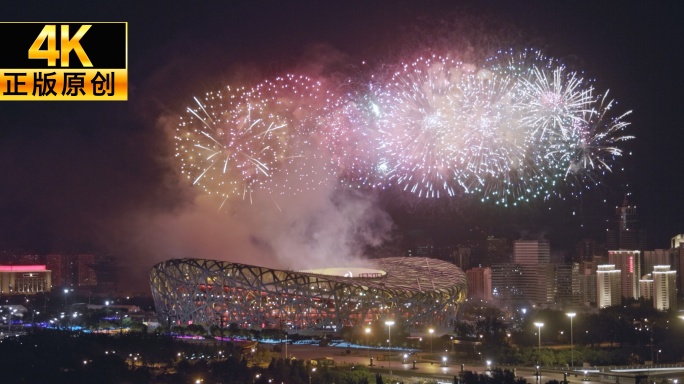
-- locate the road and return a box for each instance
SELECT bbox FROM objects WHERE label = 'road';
[282,345,600,384]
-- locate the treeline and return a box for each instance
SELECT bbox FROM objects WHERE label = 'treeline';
[0,329,378,384]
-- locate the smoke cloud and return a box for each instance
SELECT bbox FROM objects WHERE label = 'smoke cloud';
[106,42,395,280]
[120,158,395,273]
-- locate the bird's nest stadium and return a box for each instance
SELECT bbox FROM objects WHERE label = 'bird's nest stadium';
[150,257,467,330]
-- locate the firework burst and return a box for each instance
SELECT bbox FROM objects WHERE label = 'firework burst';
[370,55,473,198]
[176,49,632,207]
[554,92,633,181]
[346,49,632,206]
[175,75,336,205]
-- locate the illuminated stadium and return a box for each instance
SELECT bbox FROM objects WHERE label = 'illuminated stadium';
[150,257,468,329]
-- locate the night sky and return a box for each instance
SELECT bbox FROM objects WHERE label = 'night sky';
[1,1,682,272]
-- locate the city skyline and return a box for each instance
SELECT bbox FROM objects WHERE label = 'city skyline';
[1,1,682,276]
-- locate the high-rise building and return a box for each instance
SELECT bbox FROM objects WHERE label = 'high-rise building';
[452,247,471,271]
[46,253,67,287]
[514,240,551,265]
[606,197,647,251]
[608,250,641,299]
[579,273,597,306]
[670,235,684,296]
[415,238,434,257]
[513,240,551,304]
[597,264,621,308]
[466,267,492,301]
[575,239,598,263]
[90,254,118,294]
[644,249,673,276]
[578,256,605,306]
[537,264,556,304]
[17,252,42,265]
[639,274,653,301]
[486,236,511,265]
[491,264,524,302]
[555,263,580,306]
[652,265,677,311]
[76,254,97,287]
[45,253,98,288]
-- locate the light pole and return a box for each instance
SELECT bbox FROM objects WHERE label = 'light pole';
[63,288,69,312]
[385,320,395,376]
[566,313,576,369]
[309,367,316,384]
[429,328,434,354]
[534,322,544,368]
[649,321,657,364]
[32,310,40,330]
[365,327,371,362]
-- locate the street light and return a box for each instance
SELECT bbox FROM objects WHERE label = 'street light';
[385,320,395,376]
[31,310,40,329]
[566,313,576,369]
[534,322,544,368]
[429,328,434,354]
[365,327,371,362]
[309,367,316,384]
[63,288,70,311]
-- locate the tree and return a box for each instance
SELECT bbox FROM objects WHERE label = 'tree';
[129,321,148,333]
[461,369,525,384]
[186,323,207,336]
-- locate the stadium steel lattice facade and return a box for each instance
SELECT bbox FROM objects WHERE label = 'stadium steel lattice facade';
[150,257,468,329]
